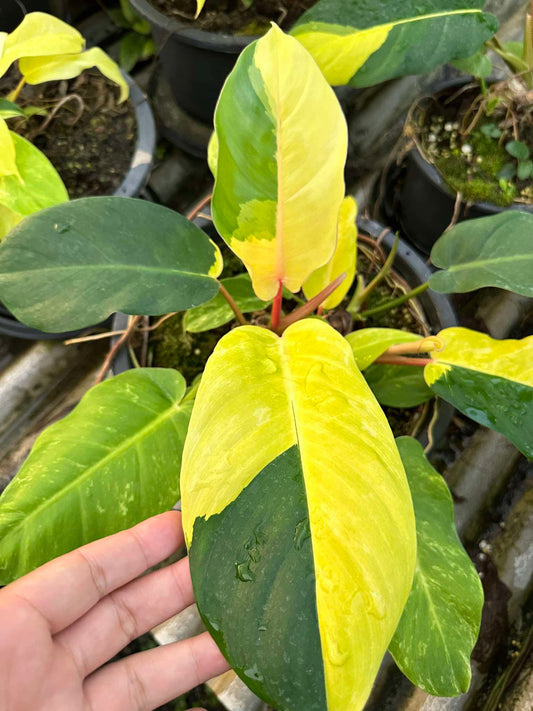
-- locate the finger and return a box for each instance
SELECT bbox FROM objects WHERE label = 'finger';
[7,511,183,634]
[56,556,194,676]
[84,631,230,711]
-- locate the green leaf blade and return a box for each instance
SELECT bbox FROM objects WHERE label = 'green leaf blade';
[292,1,498,88]
[365,364,433,408]
[0,197,223,331]
[0,369,192,584]
[184,274,269,333]
[429,211,533,297]
[390,437,484,696]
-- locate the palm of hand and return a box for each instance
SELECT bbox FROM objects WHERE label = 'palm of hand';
[0,512,228,711]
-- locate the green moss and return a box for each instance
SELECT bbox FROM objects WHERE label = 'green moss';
[151,312,230,383]
[435,126,517,207]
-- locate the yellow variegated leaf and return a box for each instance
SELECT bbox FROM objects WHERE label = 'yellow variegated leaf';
[291,2,498,88]
[425,327,533,458]
[0,118,19,179]
[195,0,207,18]
[211,24,348,301]
[182,319,416,711]
[303,195,357,309]
[20,47,129,103]
[0,12,84,80]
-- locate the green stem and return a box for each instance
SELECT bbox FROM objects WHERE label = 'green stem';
[218,282,247,326]
[347,234,399,316]
[524,5,533,89]
[358,282,430,319]
[486,37,529,76]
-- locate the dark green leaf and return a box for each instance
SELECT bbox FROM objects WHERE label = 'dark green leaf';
[517,159,533,180]
[292,0,498,88]
[119,32,147,72]
[429,211,533,297]
[390,437,484,696]
[0,369,192,584]
[0,197,223,332]
[506,140,530,161]
[184,274,269,333]
[364,364,433,408]
[480,122,502,139]
[0,98,26,119]
[497,162,517,181]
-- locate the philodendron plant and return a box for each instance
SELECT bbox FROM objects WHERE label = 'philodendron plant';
[0,12,129,237]
[0,26,532,711]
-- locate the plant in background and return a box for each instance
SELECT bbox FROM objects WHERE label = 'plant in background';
[0,11,129,237]
[106,0,155,72]
[411,1,533,207]
[0,25,532,711]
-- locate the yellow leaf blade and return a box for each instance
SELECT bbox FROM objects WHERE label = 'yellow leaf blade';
[0,12,84,79]
[20,47,129,102]
[303,195,358,308]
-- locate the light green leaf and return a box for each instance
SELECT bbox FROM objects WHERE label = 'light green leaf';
[0,197,223,332]
[429,211,533,297]
[506,140,530,161]
[0,131,68,239]
[184,274,269,333]
[0,98,26,119]
[365,364,433,408]
[390,437,484,696]
[0,369,192,584]
[291,1,498,88]
[0,118,19,179]
[451,48,492,77]
[346,328,422,370]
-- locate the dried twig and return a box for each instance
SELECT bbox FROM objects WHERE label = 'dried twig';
[94,315,141,384]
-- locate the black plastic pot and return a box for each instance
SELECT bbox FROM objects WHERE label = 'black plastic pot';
[0,74,156,340]
[111,213,458,446]
[130,0,257,125]
[383,78,533,255]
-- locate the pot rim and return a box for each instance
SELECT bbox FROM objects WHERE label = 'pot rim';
[129,0,259,52]
[113,72,156,198]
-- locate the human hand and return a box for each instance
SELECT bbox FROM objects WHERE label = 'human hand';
[0,511,230,711]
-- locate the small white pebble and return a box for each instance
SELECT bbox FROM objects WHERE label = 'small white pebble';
[461,144,473,155]
[194,348,201,356]
[428,133,437,143]
[479,539,492,553]
[444,122,453,132]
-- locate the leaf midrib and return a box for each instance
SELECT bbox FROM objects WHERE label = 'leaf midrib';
[0,263,215,278]
[5,399,187,545]
[439,253,533,274]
